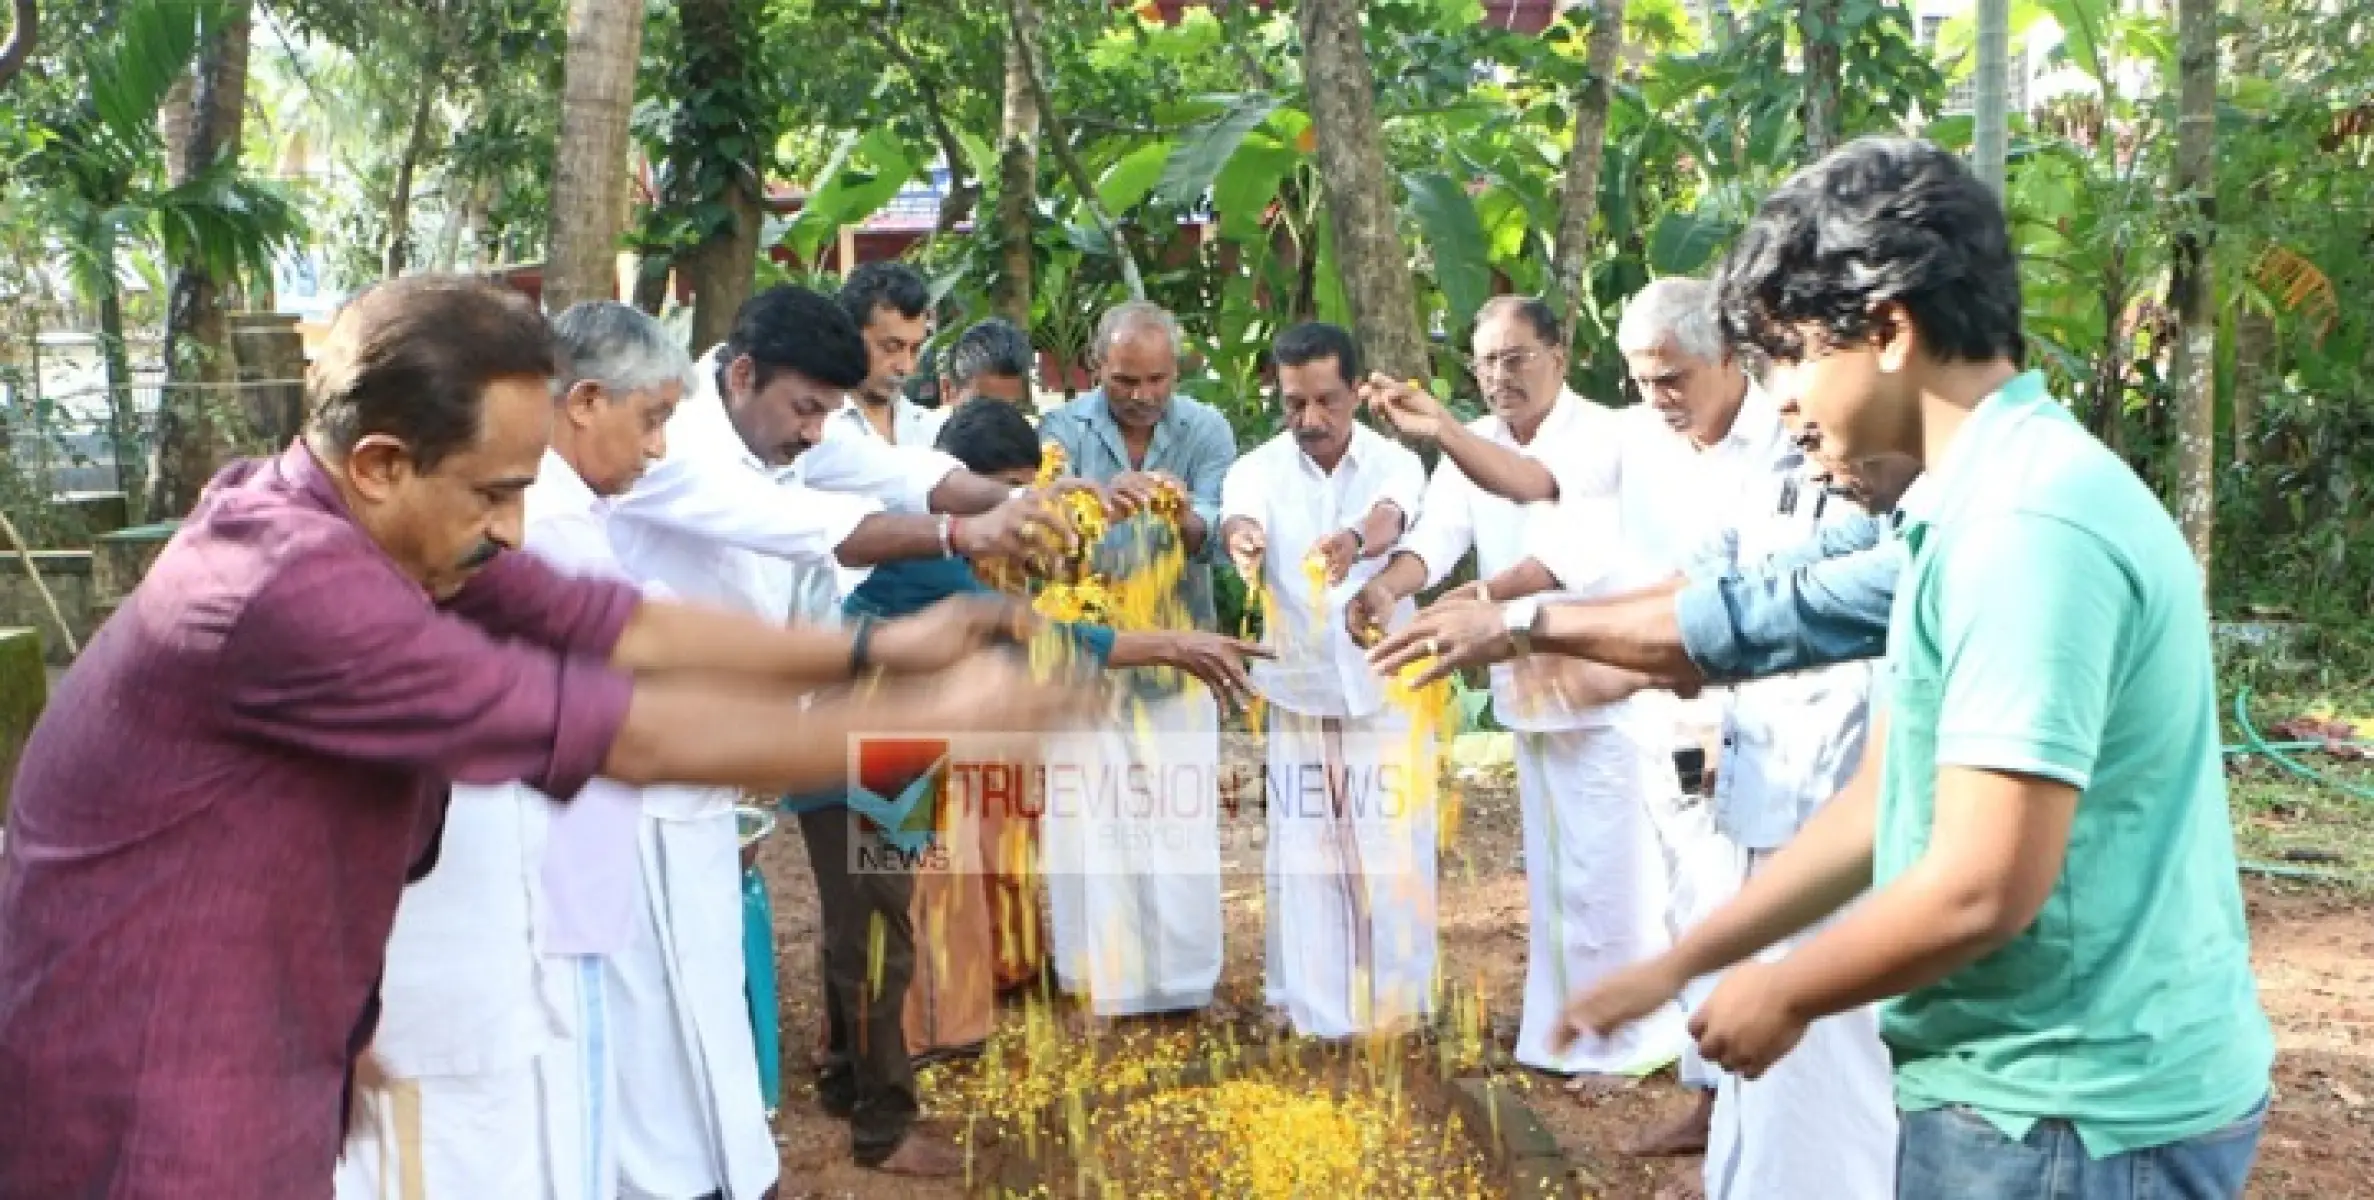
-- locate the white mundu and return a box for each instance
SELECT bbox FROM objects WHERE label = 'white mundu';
[1222,425,1431,1038]
[1689,452,1894,1200]
[1400,390,1689,1075]
[597,350,960,1200]
[335,450,643,1200]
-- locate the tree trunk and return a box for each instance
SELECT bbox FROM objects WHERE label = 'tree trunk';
[1798,0,1842,159]
[96,280,143,515]
[384,51,445,280]
[1295,0,1429,383]
[681,180,760,351]
[544,0,648,311]
[1006,0,1143,301]
[1972,0,2010,194]
[990,5,1041,331]
[2167,0,2218,576]
[160,75,196,185]
[667,0,764,349]
[1546,0,1623,345]
[0,0,35,91]
[2231,305,2269,467]
[150,2,251,519]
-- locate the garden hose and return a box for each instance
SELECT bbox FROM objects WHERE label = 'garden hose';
[2225,685,2374,883]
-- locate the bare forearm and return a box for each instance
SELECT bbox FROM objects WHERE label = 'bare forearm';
[1104,631,1173,670]
[835,513,945,567]
[1354,502,1406,557]
[1178,508,1209,554]
[1477,557,1558,602]
[604,680,929,792]
[1667,771,1878,982]
[1370,552,1432,602]
[1762,861,2017,1022]
[1438,422,1559,502]
[1533,587,1701,680]
[612,600,855,685]
[926,470,1015,515]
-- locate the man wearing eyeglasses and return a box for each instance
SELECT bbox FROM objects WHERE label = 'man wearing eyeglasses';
[1352,297,1689,1083]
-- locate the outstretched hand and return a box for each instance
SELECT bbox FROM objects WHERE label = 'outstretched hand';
[1359,373,1452,444]
[870,594,1037,673]
[1366,591,1516,686]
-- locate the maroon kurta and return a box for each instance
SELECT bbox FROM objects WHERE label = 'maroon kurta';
[0,443,641,1198]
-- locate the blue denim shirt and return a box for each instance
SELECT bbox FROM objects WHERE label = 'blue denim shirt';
[1672,489,1916,684]
[1036,389,1238,631]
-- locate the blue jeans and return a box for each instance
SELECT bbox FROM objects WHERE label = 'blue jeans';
[1897,1096,2268,1200]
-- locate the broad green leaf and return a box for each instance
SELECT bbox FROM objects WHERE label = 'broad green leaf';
[1211,137,1298,242]
[1156,96,1284,207]
[1646,210,1738,275]
[1096,141,1174,215]
[2038,0,2111,85]
[1403,170,1491,330]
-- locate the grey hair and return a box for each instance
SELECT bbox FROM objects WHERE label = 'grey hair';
[944,317,1036,387]
[1092,301,1181,362]
[1617,277,1726,363]
[550,301,696,398]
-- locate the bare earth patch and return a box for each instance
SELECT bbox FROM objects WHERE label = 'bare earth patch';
[754,762,2374,1198]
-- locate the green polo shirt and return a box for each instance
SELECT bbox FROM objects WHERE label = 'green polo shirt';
[1875,370,2273,1157]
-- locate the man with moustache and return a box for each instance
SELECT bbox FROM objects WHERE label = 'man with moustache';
[1352,296,1689,1081]
[1217,323,1428,1039]
[603,284,1077,1186]
[1034,301,1241,1020]
[0,277,1086,1200]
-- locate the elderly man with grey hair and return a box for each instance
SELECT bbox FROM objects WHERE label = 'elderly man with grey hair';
[335,301,698,1200]
[1035,301,1241,1019]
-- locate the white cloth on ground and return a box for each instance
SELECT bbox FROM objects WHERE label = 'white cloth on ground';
[1262,705,1437,1038]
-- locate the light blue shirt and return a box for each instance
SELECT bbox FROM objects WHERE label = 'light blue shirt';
[1036,388,1238,630]
[1672,482,1925,683]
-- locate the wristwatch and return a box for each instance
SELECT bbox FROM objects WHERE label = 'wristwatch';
[1502,596,1541,658]
[1345,526,1368,555]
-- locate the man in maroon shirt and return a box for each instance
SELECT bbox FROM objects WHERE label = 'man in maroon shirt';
[0,276,1086,1199]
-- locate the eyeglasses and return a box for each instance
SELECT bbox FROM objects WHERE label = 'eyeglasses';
[1474,347,1546,378]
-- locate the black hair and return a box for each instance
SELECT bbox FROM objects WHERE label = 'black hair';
[933,396,1044,476]
[943,317,1036,388]
[1273,321,1361,387]
[307,274,555,469]
[724,284,871,392]
[1475,295,1563,349]
[839,261,932,329]
[1714,136,2024,367]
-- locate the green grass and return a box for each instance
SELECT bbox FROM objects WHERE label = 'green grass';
[2226,689,2374,895]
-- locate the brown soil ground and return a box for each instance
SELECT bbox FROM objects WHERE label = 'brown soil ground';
[754,768,2374,1199]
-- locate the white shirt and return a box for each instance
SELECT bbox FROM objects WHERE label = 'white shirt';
[847,394,950,449]
[1543,381,1793,575]
[1400,389,1651,732]
[369,451,646,1078]
[1220,426,1425,719]
[1679,443,1875,850]
[607,345,957,623]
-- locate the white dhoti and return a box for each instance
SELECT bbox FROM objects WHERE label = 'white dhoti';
[1512,723,1692,1075]
[1703,855,1896,1199]
[1643,781,1750,1089]
[1044,685,1224,1016]
[1262,705,1437,1038]
[605,798,777,1200]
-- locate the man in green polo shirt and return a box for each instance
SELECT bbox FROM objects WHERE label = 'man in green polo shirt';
[1559,136,2272,1198]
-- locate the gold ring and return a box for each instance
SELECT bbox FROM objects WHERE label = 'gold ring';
[1425,637,1442,659]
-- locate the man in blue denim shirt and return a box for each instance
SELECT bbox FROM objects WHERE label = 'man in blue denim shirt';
[1033,302,1243,1018]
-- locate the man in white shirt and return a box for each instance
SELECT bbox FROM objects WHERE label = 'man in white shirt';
[1349,297,1690,1078]
[338,302,1045,1200]
[840,263,949,446]
[1217,323,1429,1039]
[603,286,1072,1186]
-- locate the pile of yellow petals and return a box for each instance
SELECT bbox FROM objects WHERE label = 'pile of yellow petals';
[1085,1077,1493,1200]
